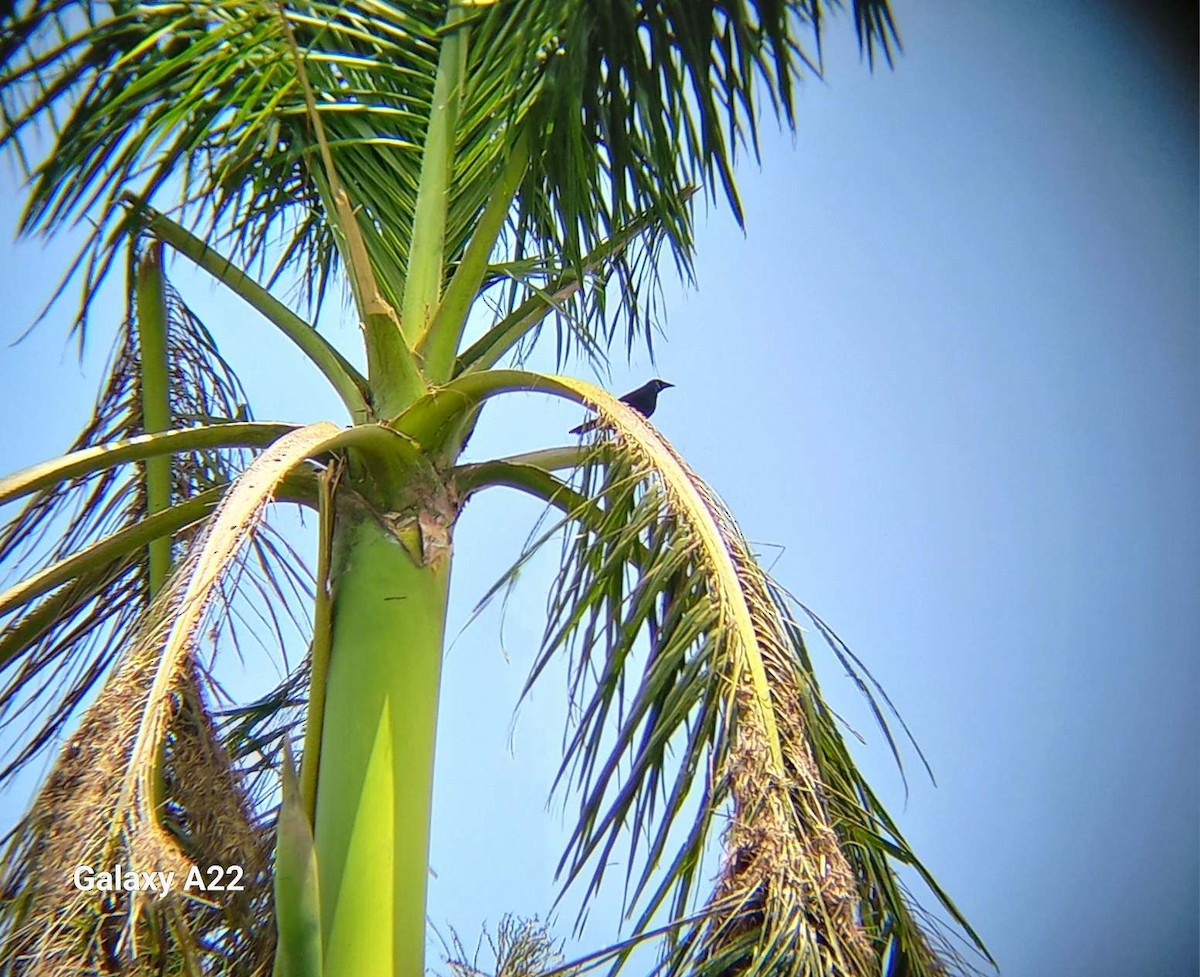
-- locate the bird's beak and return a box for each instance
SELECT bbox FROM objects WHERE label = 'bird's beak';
[661,381,674,389]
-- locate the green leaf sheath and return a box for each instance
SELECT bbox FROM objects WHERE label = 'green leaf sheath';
[314,513,451,977]
[299,465,337,824]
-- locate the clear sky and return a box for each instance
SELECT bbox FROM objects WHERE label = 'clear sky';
[1,2,1196,976]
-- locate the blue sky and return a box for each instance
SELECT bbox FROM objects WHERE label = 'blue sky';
[1,2,1196,976]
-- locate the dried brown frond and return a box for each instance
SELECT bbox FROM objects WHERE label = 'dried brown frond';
[0,594,272,976]
[689,464,877,975]
[497,390,987,976]
[438,915,578,977]
[0,410,336,974]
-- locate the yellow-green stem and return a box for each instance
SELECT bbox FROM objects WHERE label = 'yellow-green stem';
[275,741,324,977]
[314,511,451,976]
[0,422,295,505]
[135,243,172,596]
[399,6,468,348]
[418,132,530,381]
[299,463,337,824]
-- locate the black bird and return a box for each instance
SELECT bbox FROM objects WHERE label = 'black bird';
[570,378,674,435]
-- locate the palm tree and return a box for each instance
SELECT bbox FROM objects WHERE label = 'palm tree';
[0,1,991,975]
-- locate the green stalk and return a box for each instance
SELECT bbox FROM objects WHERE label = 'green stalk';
[399,6,468,348]
[418,132,530,381]
[452,458,585,513]
[0,567,115,670]
[491,446,588,471]
[273,14,425,421]
[390,369,579,444]
[298,463,337,824]
[314,510,451,977]
[135,243,172,596]
[125,198,371,422]
[0,422,295,505]
[453,278,586,376]
[0,492,215,620]
[0,472,318,622]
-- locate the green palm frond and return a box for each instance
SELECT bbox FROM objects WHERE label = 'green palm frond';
[487,403,985,976]
[2,0,896,366]
[0,2,986,974]
[1,0,437,338]
[501,0,896,266]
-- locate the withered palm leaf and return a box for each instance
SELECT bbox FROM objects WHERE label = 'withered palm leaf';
[487,398,990,976]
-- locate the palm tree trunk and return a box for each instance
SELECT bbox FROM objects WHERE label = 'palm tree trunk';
[313,507,452,976]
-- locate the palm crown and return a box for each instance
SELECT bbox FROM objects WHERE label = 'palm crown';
[0,2,990,975]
